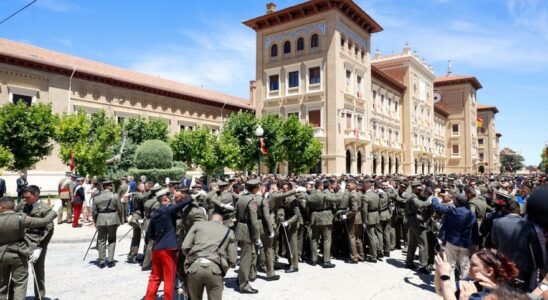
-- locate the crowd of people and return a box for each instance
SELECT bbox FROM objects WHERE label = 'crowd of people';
[1,171,548,300]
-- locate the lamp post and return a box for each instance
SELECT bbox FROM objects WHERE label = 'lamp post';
[256,125,264,176]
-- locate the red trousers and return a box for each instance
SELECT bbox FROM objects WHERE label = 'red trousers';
[72,203,82,227]
[145,249,178,300]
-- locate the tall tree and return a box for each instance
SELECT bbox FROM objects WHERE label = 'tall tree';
[0,146,14,169]
[0,102,57,171]
[170,130,195,166]
[260,114,285,173]
[500,150,525,173]
[221,111,258,172]
[541,146,548,173]
[56,110,121,175]
[124,117,168,145]
[281,116,322,174]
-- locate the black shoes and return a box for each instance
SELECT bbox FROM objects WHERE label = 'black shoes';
[240,288,259,294]
[309,261,317,266]
[417,266,431,274]
[365,257,377,263]
[250,277,256,282]
[346,260,358,264]
[404,263,417,270]
[107,261,115,268]
[98,262,106,269]
[383,252,390,257]
[265,275,280,281]
[141,266,151,271]
[322,262,336,268]
[285,268,299,273]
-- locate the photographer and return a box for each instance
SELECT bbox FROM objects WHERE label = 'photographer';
[432,192,479,285]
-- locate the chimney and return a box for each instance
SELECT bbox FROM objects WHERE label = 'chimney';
[249,80,257,108]
[266,3,277,14]
[447,60,453,75]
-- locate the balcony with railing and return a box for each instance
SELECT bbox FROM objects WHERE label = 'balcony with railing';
[313,127,325,139]
[344,128,367,143]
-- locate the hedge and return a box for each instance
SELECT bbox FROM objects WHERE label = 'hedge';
[128,167,186,184]
[134,139,173,169]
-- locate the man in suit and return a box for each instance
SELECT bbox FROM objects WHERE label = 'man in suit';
[0,176,6,197]
[92,180,123,268]
[15,185,54,299]
[491,199,543,291]
[16,172,28,204]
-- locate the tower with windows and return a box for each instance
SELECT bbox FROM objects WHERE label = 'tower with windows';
[244,0,383,174]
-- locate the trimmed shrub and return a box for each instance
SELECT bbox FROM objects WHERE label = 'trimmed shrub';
[128,167,186,184]
[134,140,173,169]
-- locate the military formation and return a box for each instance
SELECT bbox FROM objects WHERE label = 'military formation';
[1,172,546,300]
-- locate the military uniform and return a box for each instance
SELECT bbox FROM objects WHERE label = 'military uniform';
[127,190,149,263]
[404,186,432,269]
[15,200,54,298]
[391,186,408,250]
[307,188,338,266]
[377,190,392,257]
[256,193,277,279]
[333,189,351,258]
[182,220,237,300]
[362,190,381,261]
[347,189,364,262]
[0,209,57,300]
[57,177,73,224]
[92,186,123,267]
[266,190,296,266]
[117,181,130,223]
[282,192,302,270]
[176,199,206,290]
[234,181,261,293]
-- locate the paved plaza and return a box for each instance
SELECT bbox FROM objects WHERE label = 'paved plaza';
[33,223,439,300]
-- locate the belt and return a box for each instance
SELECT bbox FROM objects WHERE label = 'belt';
[380,208,390,212]
[99,210,117,214]
[368,209,379,212]
[59,188,70,193]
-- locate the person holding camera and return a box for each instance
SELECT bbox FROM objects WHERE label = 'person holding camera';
[431,191,479,286]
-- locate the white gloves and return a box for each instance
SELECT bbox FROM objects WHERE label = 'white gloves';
[341,214,347,220]
[296,186,307,193]
[282,221,289,227]
[255,239,263,248]
[223,203,235,211]
[52,199,63,212]
[199,190,207,197]
[191,194,198,200]
[29,248,42,263]
[269,231,275,239]
[138,219,144,225]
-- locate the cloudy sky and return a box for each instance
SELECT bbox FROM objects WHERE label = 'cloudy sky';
[1,0,547,165]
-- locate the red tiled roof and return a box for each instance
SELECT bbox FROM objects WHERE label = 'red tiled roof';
[371,65,406,93]
[0,38,252,110]
[477,104,499,114]
[244,0,383,34]
[434,75,482,90]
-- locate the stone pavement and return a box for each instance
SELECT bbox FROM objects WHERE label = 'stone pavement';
[30,222,440,300]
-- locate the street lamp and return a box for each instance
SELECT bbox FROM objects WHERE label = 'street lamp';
[256,125,264,175]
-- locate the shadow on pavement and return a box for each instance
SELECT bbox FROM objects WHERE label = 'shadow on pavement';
[404,275,435,293]
[223,276,239,291]
[385,258,406,268]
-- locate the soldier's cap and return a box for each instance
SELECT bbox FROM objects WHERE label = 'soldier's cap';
[102,180,113,186]
[120,176,127,181]
[65,171,72,176]
[191,183,202,189]
[155,188,170,199]
[77,177,85,181]
[150,184,162,193]
[246,178,261,187]
[347,179,357,184]
[70,174,78,178]
[411,180,422,187]
[366,179,376,183]
[217,180,228,187]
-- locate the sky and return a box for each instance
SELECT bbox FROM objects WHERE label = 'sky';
[0,0,547,166]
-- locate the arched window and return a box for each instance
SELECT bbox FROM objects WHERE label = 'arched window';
[311,33,319,48]
[297,37,304,51]
[271,44,278,57]
[283,41,291,54]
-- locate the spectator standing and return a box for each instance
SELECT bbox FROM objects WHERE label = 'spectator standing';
[82,175,93,224]
[16,172,28,204]
[72,177,85,227]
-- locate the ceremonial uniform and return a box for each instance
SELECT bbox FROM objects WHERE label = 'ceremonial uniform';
[92,186,123,267]
[256,193,277,279]
[57,177,73,224]
[234,181,261,293]
[127,190,149,263]
[377,190,392,257]
[0,209,57,300]
[391,186,408,249]
[282,192,302,270]
[307,189,338,266]
[347,189,364,262]
[117,181,130,223]
[362,190,381,261]
[404,186,432,270]
[15,200,54,298]
[182,220,237,300]
[142,194,161,270]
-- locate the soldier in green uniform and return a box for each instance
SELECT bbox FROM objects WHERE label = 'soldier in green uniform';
[92,180,123,268]
[362,180,381,263]
[126,181,151,263]
[344,180,364,263]
[141,185,162,271]
[256,183,280,281]
[15,185,55,299]
[391,181,409,250]
[377,181,392,257]
[333,182,351,258]
[404,181,432,274]
[211,181,236,228]
[174,187,206,295]
[0,197,61,300]
[234,179,262,294]
[182,213,237,300]
[307,180,338,268]
[281,182,303,272]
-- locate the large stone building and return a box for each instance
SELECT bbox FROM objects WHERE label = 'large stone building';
[0,38,252,194]
[245,0,501,175]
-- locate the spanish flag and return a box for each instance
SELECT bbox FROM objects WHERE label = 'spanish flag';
[259,137,268,155]
[476,117,483,128]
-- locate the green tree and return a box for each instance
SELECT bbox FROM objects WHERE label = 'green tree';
[500,152,525,173]
[124,117,168,145]
[281,116,322,174]
[541,146,548,173]
[170,130,194,166]
[134,140,173,169]
[260,114,285,173]
[55,110,121,175]
[0,146,14,169]
[0,102,57,171]
[221,111,258,172]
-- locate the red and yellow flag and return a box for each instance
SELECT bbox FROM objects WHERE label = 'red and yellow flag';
[476,117,483,128]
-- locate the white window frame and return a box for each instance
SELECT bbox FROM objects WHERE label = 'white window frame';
[114,111,139,124]
[265,67,282,99]
[305,102,324,128]
[8,86,38,105]
[304,58,323,93]
[285,63,301,96]
[284,104,301,119]
[178,120,197,132]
